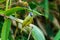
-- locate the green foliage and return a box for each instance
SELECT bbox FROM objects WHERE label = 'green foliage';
[54,30,60,40]
[32,10,43,16]
[31,24,45,40]
[0,0,5,3]
[1,19,11,40]
[0,0,60,40]
[44,0,49,19]
[29,2,37,9]
[4,7,26,16]
[0,10,4,14]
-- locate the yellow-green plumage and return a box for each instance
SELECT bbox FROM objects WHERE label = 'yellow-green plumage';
[22,15,33,27]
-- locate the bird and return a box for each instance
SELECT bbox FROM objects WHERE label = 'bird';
[22,12,33,28]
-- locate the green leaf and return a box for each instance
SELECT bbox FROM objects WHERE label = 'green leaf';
[4,7,26,16]
[0,10,4,14]
[0,7,42,17]
[31,24,45,40]
[29,2,37,9]
[32,10,42,16]
[44,0,49,19]
[54,30,60,40]
[1,19,11,40]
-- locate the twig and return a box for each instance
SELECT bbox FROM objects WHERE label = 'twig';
[14,22,18,38]
[27,27,32,40]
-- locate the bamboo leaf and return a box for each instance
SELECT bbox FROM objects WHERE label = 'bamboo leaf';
[0,7,42,17]
[30,24,45,40]
[44,0,49,19]
[1,19,11,40]
[4,7,26,16]
[32,10,43,16]
[54,30,60,40]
